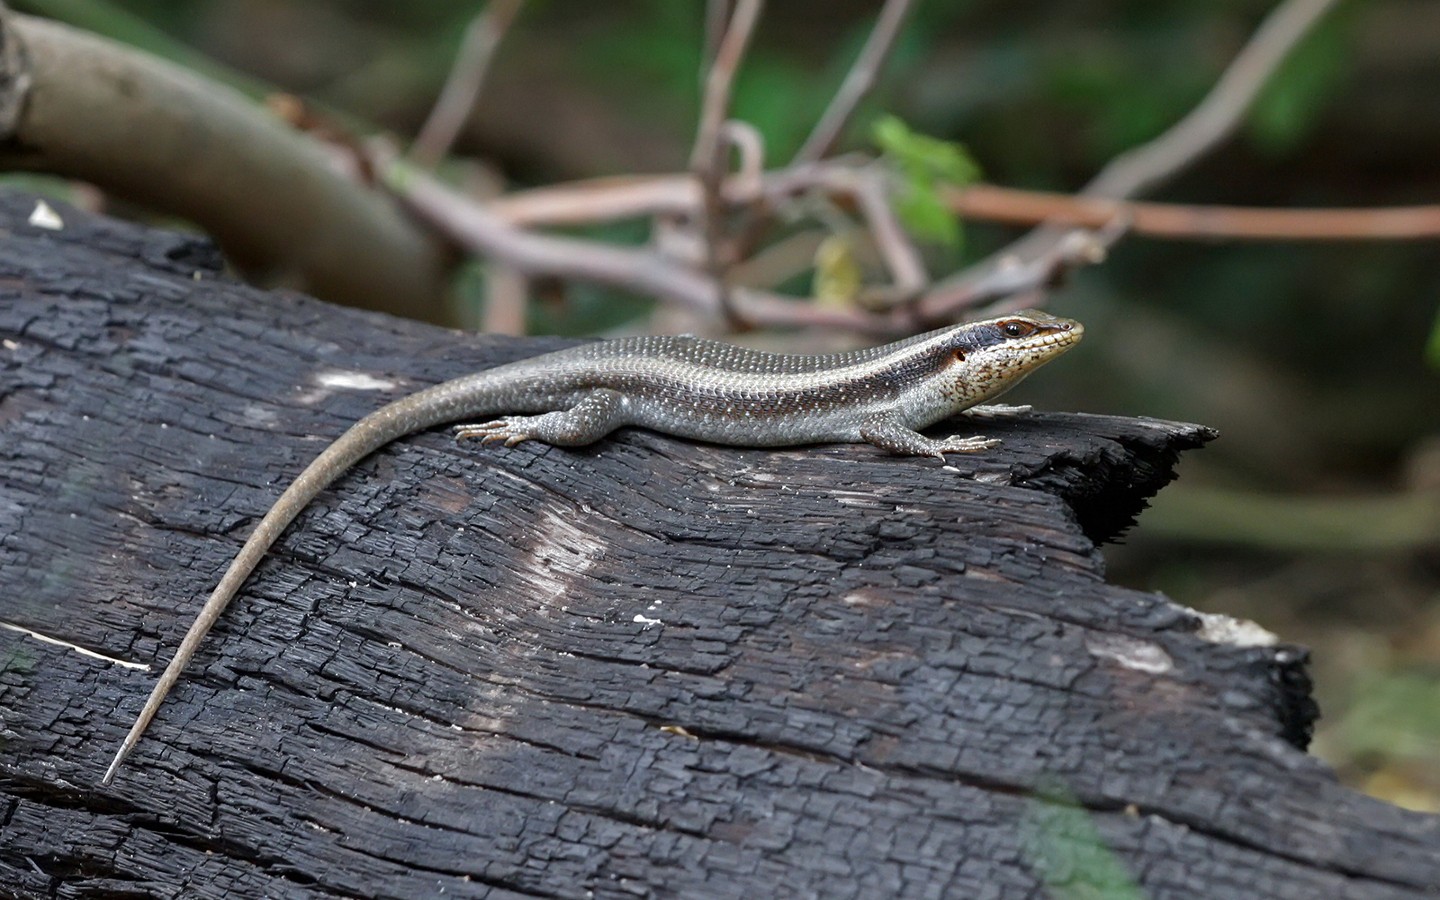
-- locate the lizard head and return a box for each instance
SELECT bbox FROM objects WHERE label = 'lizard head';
[938,310,1083,407]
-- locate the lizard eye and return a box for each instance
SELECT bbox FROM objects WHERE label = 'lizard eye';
[1001,320,1035,338]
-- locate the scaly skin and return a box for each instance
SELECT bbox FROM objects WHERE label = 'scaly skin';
[101,310,1082,784]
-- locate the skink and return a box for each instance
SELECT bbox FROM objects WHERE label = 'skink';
[101,310,1082,783]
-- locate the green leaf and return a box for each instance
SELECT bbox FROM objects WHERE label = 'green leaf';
[812,234,863,306]
[872,115,980,186]
[894,182,960,248]
[1427,305,1440,370]
[871,115,979,248]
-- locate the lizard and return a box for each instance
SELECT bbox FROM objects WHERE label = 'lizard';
[100,309,1082,784]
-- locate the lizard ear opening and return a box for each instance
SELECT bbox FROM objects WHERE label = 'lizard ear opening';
[952,348,967,362]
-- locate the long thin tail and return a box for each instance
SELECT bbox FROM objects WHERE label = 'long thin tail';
[100,381,481,785]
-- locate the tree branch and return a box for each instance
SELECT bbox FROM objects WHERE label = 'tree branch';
[0,10,455,322]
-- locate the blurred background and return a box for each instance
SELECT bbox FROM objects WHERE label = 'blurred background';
[7,0,1438,809]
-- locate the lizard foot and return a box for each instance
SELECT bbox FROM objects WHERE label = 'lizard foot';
[929,435,1002,456]
[454,391,628,448]
[453,419,533,446]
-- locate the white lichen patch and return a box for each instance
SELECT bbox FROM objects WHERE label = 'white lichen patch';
[1193,611,1278,648]
[1085,632,1174,674]
[292,370,400,405]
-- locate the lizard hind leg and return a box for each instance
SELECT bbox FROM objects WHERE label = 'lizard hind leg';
[453,388,630,447]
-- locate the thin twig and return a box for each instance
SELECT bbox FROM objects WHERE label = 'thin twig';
[720,119,766,198]
[410,0,525,169]
[810,166,928,303]
[921,0,1342,320]
[719,0,914,267]
[486,160,933,302]
[486,159,859,227]
[690,0,764,325]
[489,172,1440,243]
[702,0,732,75]
[1084,0,1341,199]
[489,173,706,227]
[946,184,1440,241]
[390,161,911,335]
[383,0,1359,336]
[793,0,916,164]
[483,265,530,335]
[690,0,762,172]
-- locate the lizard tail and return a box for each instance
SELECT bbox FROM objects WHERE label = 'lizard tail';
[101,375,511,785]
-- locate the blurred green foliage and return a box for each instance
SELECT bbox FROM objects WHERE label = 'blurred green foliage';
[1248,4,1355,155]
[1334,670,1440,762]
[1427,306,1440,370]
[872,114,981,248]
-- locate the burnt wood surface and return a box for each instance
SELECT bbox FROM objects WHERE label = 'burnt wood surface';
[0,193,1436,898]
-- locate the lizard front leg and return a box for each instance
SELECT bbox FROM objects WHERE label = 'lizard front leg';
[859,414,1001,459]
[454,388,630,447]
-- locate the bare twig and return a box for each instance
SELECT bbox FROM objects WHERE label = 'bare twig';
[489,172,1440,243]
[690,0,764,324]
[410,0,525,169]
[720,119,767,198]
[397,153,1440,338]
[921,0,1342,320]
[727,0,914,271]
[390,161,909,335]
[702,0,733,74]
[953,218,1128,314]
[690,0,763,173]
[1085,0,1341,200]
[385,0,1358,337]
[488,173,708,227]
[808,166,928,303]
[485,160,932,302]
[1087,0,1340,200]
[793,0,916,164]
[946,185,1440,241]
[483,265,530,335]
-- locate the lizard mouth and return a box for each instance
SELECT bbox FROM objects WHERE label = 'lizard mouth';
[1019,319,1084,357]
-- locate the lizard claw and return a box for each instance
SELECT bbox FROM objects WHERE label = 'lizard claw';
[964,403,1031,419]
[453,420,532,445]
